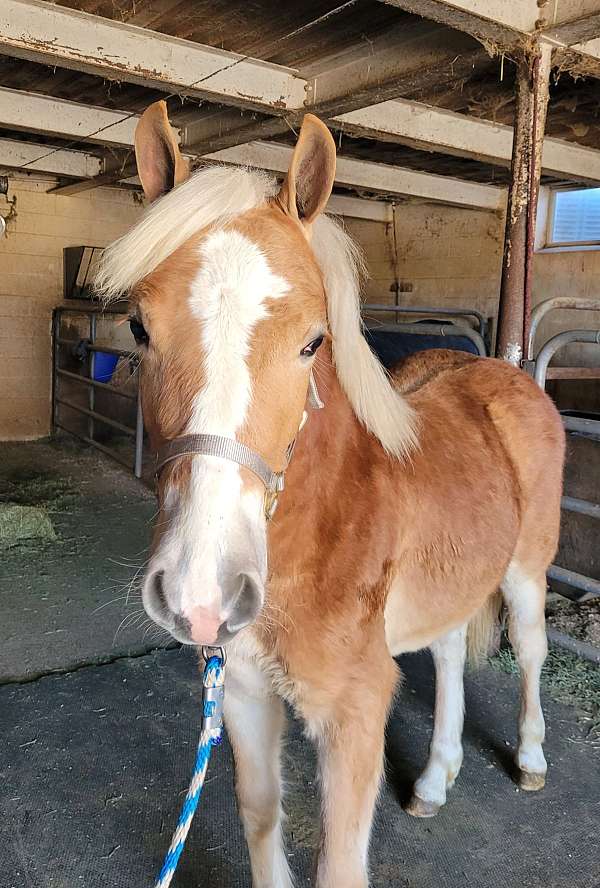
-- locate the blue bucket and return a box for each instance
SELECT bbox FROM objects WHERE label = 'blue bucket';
[93,351,119,384]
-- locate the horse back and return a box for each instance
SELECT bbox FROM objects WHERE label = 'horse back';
[382,348,564,652]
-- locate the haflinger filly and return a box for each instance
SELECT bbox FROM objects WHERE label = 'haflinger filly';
[96,101,565,888]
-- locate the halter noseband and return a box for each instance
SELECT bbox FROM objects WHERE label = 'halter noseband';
[154,371,324,519]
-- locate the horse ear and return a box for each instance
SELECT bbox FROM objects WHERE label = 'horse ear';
[134,101,190,203]
[277,114,336,231]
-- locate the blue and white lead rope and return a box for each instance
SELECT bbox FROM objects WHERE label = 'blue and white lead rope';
[154,652,225,888]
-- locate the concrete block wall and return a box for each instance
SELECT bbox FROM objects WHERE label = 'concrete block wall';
[392,203,504,323]
[0,180,396,441]
[0,175,142,440]
[388,198,600,363]
[531,248,600,360]
[342,217,398,306]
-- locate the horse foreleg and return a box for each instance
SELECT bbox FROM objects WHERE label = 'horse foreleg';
[406,624,467,818]
[313,658,397,888]
[224,664,293,888]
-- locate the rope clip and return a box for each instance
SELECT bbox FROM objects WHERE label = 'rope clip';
[202,684,224,734]
[200,646,226,738]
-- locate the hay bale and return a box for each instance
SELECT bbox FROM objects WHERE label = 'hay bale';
[0,503,57,548]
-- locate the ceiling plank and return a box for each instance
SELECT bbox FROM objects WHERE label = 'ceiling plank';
[0,0,306,113]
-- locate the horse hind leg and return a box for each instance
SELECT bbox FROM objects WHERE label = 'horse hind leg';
[406,624,467,818]
[501,560,548,791]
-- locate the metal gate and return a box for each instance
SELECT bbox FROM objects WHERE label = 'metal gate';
[52,304,144,478]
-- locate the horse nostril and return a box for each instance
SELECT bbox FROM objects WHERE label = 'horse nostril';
[145,569,170,620]
[226,573,263,634]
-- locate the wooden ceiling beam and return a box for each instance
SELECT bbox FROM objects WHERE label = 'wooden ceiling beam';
[544,11,600,45]
[378,0,600,74]
[304,23,483,116]
[0,87,141,147]
[180,32,489,156]
[377,0,534,48]
[0,0,306,113]
[204,140,504,210]
[9,86,600,198]
[331,97,600,184]
[0,137,102,179]
[0,134,394,220]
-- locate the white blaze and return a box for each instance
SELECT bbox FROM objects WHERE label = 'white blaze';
[189,228,290,436]
[161,229,289,620]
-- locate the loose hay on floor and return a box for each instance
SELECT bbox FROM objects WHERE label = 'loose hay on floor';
[0,503,57,548]
[0,472,77,513]
[547,595,600,647]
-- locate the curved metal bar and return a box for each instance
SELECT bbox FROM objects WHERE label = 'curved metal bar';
[528,296,600,360]
[365,322,487,357]
[533,329,600,388]
[362,303,487,338]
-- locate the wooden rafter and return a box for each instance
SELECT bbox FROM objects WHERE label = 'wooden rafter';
[0,0,306,113]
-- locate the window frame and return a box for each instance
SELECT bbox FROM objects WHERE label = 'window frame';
[544,184,600,251]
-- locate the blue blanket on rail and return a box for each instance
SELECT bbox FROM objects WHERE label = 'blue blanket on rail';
[365,328,480,370]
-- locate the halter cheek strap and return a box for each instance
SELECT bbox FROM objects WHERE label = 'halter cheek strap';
[154,371,323,519]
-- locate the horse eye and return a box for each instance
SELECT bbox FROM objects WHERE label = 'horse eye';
[301,336,324,358]
[129,316,149,346]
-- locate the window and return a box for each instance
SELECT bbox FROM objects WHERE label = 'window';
[546,186,600,248]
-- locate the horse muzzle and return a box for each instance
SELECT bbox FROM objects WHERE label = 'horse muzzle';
[143,566,264,645]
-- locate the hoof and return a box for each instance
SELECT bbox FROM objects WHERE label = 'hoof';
[405,795,441,818]
[519,770,546,792]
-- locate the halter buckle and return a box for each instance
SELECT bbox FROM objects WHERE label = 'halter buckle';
[264,473,285,520]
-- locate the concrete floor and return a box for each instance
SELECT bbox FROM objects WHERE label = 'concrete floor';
[1,440,599,888]
[0,439,162,682]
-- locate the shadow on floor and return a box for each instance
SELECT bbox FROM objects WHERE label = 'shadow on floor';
[1,646,598,888]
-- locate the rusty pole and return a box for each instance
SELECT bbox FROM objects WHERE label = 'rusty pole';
[496,43,551,365]
[523,43,552,353]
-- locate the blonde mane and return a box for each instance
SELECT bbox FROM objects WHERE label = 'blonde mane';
[94,165,417,459]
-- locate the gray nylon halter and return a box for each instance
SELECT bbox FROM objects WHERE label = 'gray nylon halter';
[155,371,324,519]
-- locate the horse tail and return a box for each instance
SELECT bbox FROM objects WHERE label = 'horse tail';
[466,591,503,667]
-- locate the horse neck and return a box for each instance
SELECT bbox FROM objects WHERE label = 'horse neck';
[267,342,374,551]
[298,343,365,469]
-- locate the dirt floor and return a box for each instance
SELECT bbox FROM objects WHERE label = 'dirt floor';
[547,595,600,646]
[0,439,599,888]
